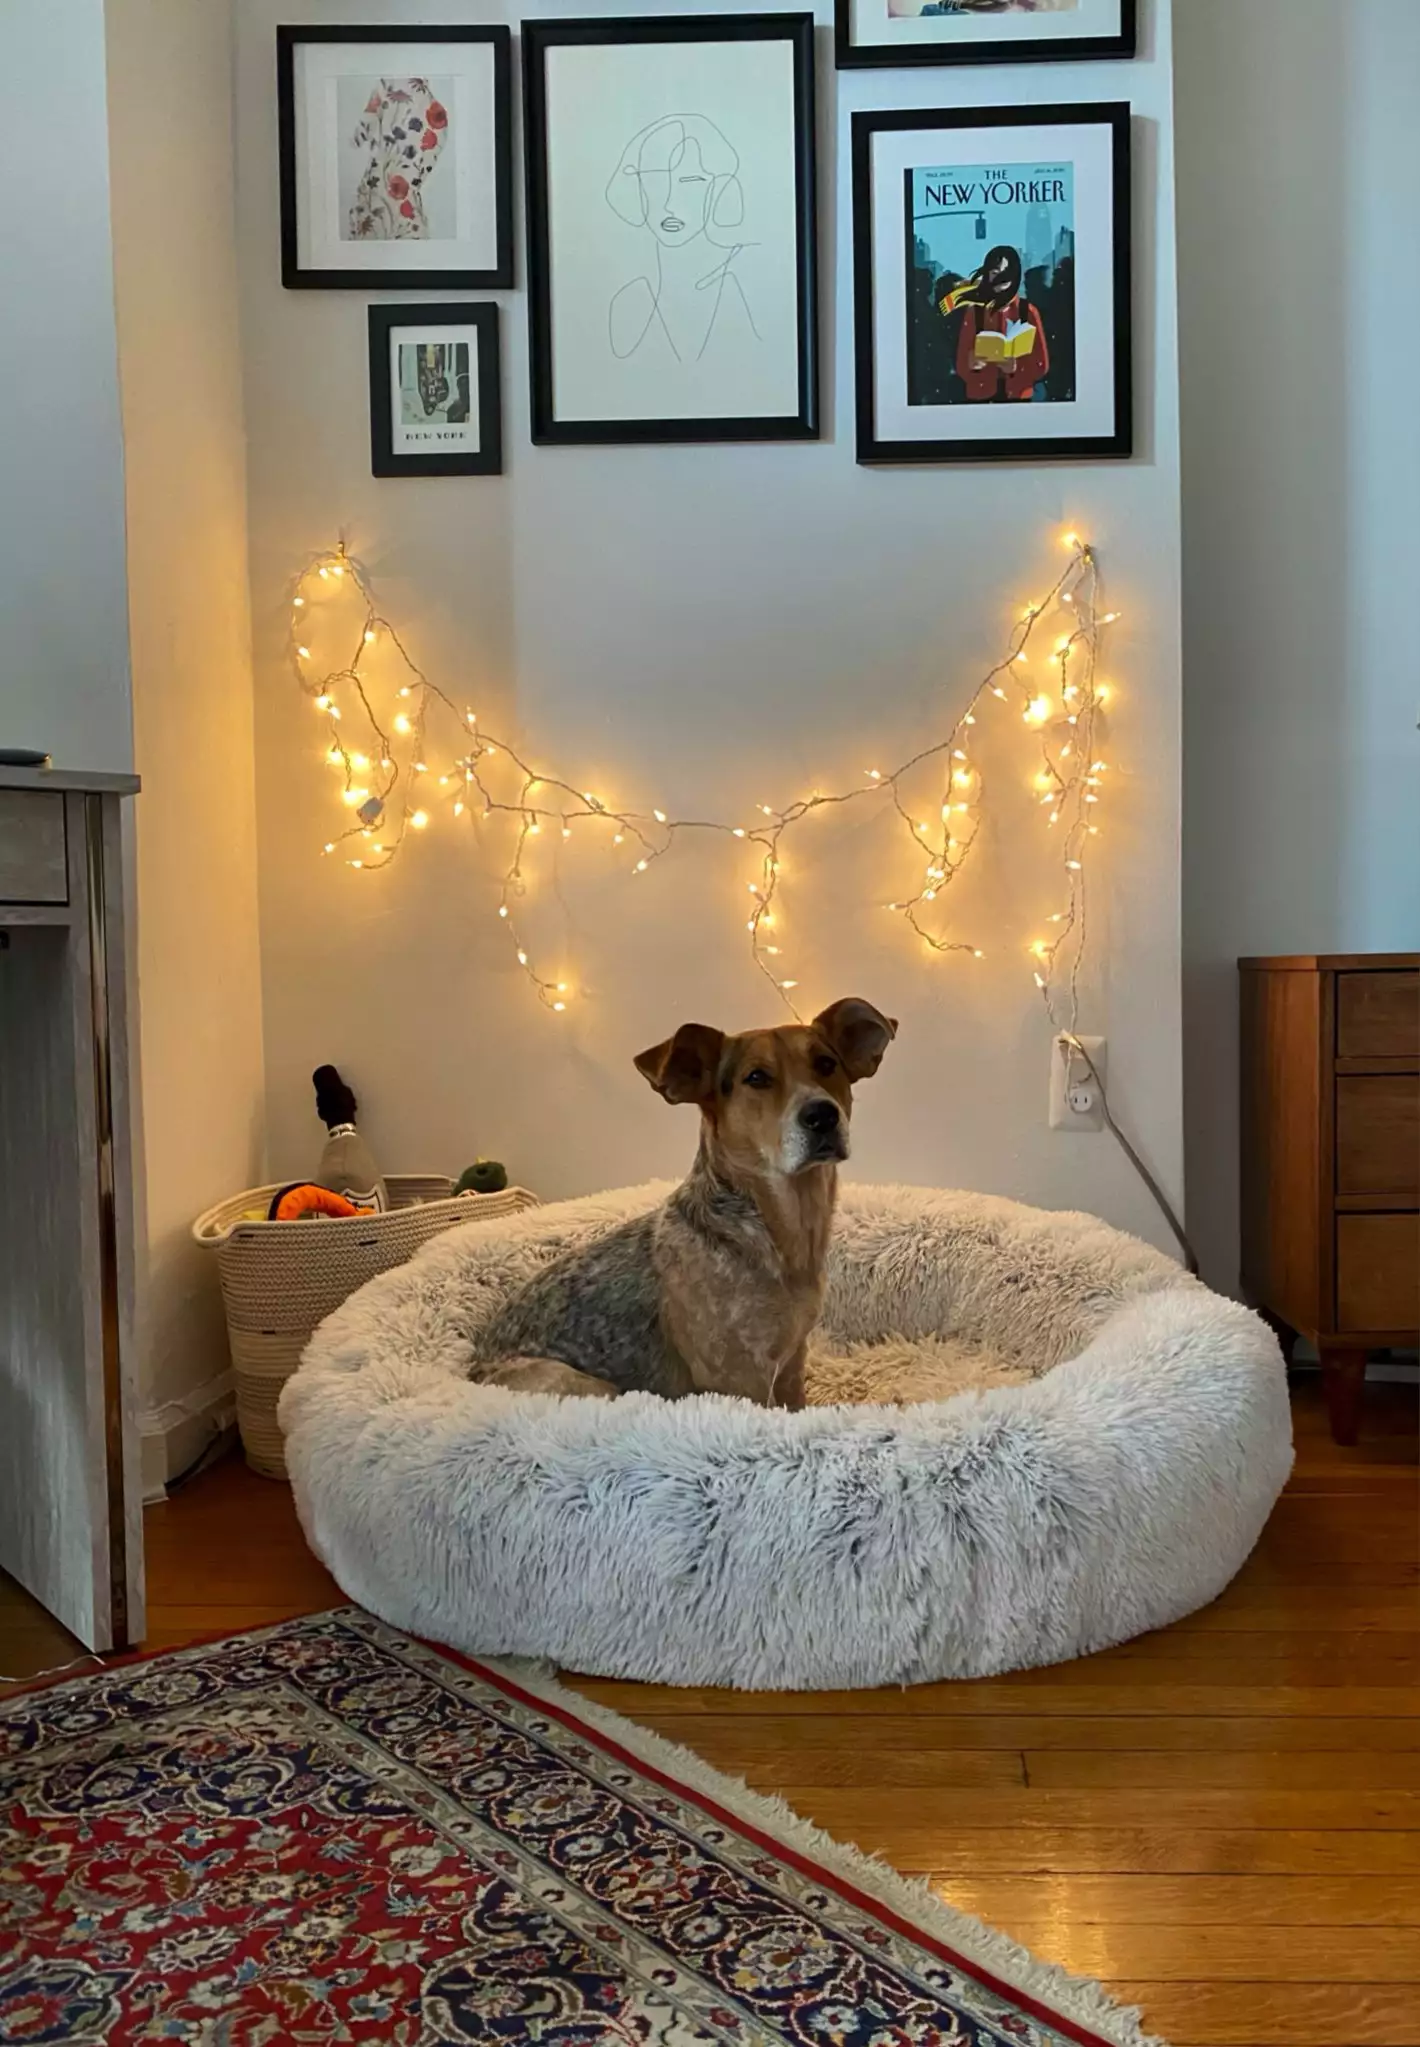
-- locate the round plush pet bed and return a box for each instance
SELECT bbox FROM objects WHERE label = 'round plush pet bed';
[281,1184,1293,1691]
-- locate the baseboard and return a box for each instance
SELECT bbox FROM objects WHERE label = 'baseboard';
[139,1370,238,1503]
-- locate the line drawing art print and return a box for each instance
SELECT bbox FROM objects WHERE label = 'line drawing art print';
[604,115,762,365]
[525,17,817,442]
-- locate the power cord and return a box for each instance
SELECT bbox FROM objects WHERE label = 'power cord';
[0,1650,107,1692]
[1058,1031,1199,1276]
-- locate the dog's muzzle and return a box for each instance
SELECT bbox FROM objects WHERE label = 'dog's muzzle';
[797,1096,848,1164]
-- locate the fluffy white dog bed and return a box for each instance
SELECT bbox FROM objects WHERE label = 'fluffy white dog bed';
[281,1183,1293,1691]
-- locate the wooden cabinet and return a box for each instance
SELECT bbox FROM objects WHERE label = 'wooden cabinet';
[1240,954,1419,1444]
[0,769,143,1651]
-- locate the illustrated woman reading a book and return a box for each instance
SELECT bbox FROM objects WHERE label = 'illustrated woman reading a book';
[939,243,1049,403]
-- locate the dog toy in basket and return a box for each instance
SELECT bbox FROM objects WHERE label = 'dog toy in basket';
[312,1064,388,1213]
[455,1158,508,1196]
[266,1184,361,1222]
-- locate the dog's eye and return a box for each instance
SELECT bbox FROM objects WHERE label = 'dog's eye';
[742,1068,773,1090]
[814,1054,838,1077]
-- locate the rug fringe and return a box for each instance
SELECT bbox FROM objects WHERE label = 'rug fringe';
[492,1657,1171,2047]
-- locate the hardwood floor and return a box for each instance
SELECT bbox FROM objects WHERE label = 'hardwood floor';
[2,1377,1415,2046]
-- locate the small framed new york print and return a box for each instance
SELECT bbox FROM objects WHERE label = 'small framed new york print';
[368,304,502,477]
[853,104,1132,464]
[278,26,513,289]
[837,0,1137,69]
[523,13,819,445]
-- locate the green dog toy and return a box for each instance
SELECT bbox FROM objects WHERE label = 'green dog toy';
[455,1158,508,1196]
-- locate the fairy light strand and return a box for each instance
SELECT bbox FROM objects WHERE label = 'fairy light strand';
[289,533,1115,1019]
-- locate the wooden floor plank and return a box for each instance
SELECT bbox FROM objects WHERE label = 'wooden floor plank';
[927,1873,1420,1928]
[614,1739,1420,1791]
[1224,1558,1417,1589]
[892,1828,1420,1874]
[1027,1750,1420,1791]
[630,1712,1420,1754]
[1004,1924,1420,1983]
[573,1681,1420,1719]
[767,1786,1420,1835]
[1171,1593,1419,1630]
[1114,1981,1420,2047]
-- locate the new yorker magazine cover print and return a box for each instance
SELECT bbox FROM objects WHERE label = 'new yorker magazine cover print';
[906,159,1074,407]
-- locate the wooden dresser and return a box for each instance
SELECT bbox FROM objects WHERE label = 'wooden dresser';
[1240,953,1419,1443]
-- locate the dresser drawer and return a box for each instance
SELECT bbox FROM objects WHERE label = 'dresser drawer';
[1337,1076,1420,1199]
[0,791,67,903]
[1337,972,1420,1059]
[1336,1214,1420,1332]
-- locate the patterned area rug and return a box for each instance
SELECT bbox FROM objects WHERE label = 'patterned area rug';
[0,1610,1160,2046]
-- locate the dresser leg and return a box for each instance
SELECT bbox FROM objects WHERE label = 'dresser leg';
[1319,1346,1368,1446]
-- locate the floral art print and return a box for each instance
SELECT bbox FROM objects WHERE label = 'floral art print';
[347,77,449,241]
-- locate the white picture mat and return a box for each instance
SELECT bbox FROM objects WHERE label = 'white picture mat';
[848,0,1122,49]
[295,40,499,273]
[388,325,483,455]
[542,39,802,423]
[869,120,1117,445]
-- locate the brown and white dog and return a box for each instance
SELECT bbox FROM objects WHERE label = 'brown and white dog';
[466,998,898,1406]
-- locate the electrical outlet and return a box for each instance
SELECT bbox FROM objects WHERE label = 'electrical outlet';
[1049,1035,1107,1132]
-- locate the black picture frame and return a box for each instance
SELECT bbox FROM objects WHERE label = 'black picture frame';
[835,0,1136,69]
[368,303,503,477]
[522,13,819,446]
[852,103,1133,465]
[278,25,513,290]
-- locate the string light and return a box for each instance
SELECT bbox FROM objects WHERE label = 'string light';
[285,533,1115,1022]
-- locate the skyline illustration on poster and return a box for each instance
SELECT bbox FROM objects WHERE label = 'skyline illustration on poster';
[906,159,1075,408]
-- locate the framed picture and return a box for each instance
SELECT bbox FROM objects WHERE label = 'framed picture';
[852,104,1132,465]
[522,13,818,445]
[836,0,1137,69]
[368,303,502,477]
[278,26,513,290]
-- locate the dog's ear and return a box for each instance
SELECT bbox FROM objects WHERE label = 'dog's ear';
[813,998,898,1083]
[634,1023,725,1106]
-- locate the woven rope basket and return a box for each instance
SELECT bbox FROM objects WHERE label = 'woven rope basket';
[193,1176,538,1479]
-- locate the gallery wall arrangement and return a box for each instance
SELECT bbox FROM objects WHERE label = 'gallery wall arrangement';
[272,6,1141,472]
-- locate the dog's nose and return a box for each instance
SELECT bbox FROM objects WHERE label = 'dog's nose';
[799,1097,840,1136]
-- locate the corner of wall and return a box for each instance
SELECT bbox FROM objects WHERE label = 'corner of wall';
[106,0,266,1478]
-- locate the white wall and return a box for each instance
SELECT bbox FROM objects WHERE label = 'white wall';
[105,0,266,1482]
[234,0,1184,1248]
[1177,0,1420,1292]
[0,0,132,772]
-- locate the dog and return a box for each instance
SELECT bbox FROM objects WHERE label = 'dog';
[466,997,897,1406]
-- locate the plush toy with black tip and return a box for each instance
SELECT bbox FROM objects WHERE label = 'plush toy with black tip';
[455,1158,508,1196]
[313,1064,388,1212]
